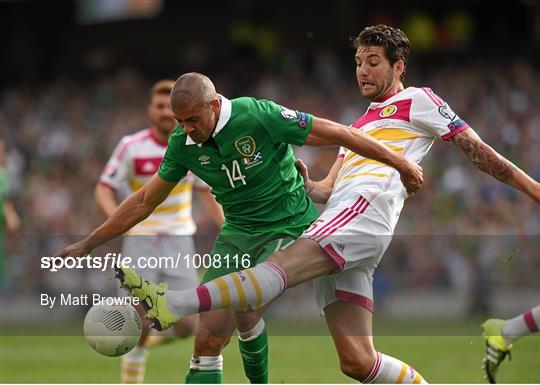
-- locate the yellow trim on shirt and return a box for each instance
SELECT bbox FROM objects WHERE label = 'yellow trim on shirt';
[136,215,193,227]
[153,201,192,214]
[342,143,405,165]
[365,128,418,141]
[341,158,385,173]
[340,144,404,174]
[172,183,192,194]
[336,172,389,184]
[129,180,192,194]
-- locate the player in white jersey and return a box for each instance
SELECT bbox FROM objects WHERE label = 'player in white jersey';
[292,26,539,382]
[60,27,539,384]
[95,80,224,383]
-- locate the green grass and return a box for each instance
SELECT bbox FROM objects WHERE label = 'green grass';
[1,322,539,383]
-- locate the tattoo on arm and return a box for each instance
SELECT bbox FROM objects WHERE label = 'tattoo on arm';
[452,133,517,185]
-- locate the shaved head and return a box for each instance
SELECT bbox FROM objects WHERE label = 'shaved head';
[171,72,217,111]
[170,72,222,143]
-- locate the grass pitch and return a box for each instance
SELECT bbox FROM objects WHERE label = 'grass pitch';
[1,319,538,383]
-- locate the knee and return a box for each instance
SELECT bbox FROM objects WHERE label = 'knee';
[339,350,377,381]
[194,335,231,356]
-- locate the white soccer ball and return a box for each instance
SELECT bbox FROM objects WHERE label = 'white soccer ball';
[83,304,142,357]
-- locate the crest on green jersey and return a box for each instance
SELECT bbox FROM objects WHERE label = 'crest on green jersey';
[235,136,256,157]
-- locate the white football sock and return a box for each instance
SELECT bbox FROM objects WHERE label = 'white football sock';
[238,319,266,342]
[189,354,223,371]
[166,261,286,318]
[366,352,427,384]
[503,305,540,344]
[121,345,146,383]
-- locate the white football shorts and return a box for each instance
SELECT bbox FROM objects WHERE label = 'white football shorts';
[300,195,394,314]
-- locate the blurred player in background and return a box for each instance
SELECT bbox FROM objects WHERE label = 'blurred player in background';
[482,305,540,383]
[95,80,224,383]
[1,139,21,234]
[1,139,21,282]
[57,72,422,384]
[111,25,539,384]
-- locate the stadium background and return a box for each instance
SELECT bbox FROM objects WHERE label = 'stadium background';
[1,0,539,383]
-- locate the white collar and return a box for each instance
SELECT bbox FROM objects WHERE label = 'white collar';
[185,95,232,146]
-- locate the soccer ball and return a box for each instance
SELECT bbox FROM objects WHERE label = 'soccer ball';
[83,304,142,357]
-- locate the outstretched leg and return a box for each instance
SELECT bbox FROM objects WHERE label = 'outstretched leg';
[115,238,335,329]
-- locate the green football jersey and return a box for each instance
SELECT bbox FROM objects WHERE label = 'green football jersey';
[158,96,318,232]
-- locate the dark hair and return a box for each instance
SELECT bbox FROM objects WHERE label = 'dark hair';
[352,25,410,81]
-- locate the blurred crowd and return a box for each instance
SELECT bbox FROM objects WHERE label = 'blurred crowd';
[2,47,539,314]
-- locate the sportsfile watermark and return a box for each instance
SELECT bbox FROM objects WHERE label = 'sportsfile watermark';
[2,234,539,337]
[40,252,252,272]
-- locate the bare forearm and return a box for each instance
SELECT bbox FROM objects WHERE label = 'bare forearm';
[345,128,406,170]
[95,184,118,217]
[54,174,176,259]
[84,191,156,250]
[296,157,342,204]
[308,118,423,195]
[84,173,175,250]
[315,118,407,171]
[453,131,540,203]
[307,180,334,204]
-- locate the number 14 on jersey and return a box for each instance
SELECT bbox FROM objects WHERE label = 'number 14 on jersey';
[221,160,247,188]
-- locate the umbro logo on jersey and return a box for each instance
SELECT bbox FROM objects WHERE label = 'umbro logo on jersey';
[198,155,210,165]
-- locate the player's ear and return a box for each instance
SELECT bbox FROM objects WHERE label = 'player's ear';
[394,60,405,80]
[210,98,221,114]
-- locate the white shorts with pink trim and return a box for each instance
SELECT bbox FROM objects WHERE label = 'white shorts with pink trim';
[300,195,393,314]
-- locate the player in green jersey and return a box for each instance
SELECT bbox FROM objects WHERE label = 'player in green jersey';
[56,72,423,384]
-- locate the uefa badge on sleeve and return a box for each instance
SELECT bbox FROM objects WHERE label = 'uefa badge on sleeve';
[280,106,298,120]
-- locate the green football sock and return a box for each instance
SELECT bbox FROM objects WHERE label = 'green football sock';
[238,329,269,384]
[185,369,223,383]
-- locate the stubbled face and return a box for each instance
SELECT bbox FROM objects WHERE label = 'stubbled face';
[173,98,220,143]
[355,45,402,101]
[147,93,175,135]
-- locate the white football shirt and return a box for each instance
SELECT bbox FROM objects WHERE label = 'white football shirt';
[328,87,470,227]
[100,128,205,235]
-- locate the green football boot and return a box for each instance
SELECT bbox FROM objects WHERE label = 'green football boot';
[481,319,512,384]
[115,266,178,331]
